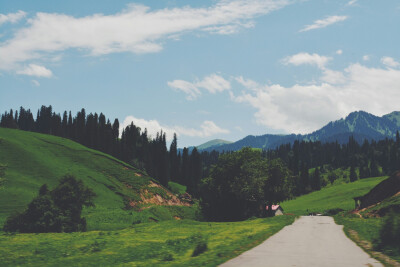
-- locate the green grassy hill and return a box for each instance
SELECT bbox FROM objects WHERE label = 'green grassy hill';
[196,139,232,150]
[0,128,193,230]
[0,128,297,266]
[282,176,388,215]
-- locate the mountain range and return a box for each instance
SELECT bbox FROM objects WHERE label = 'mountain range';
[195,111,400,152]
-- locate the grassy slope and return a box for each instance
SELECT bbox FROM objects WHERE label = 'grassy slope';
[197,139,232,150]
[0,214,294,266]
[0,128,296,266]
[0,128,193,230]
[282,176,388,215]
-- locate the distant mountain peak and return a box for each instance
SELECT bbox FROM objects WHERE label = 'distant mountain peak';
[196,139,232,150]
[345,110,373,120]
[198,110,400,152]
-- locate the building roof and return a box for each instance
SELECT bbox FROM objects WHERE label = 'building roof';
[266,205,281,211]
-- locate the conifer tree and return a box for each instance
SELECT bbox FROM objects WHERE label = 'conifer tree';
[181,148,190,186]
[169,133,179,182]
[350,164,358,182]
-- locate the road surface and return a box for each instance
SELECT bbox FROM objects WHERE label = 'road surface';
[220,216,382,267]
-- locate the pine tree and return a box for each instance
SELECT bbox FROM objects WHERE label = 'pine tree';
[312,167,321,190]
[370,156,380,177]
[189,147,202,196]
[181,148,190,186]
[350,164,358,182]
[169,133,179,182]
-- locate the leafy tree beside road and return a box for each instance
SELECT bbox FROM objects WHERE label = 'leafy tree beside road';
[200,148,293,221]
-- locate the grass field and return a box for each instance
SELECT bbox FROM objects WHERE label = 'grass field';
[0,216,294,266]
[0,128,195,230]
[0,128,296,266]
[1,127,397,266]
[282,176,388,215]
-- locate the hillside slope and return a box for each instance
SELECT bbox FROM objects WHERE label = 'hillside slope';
[202,110,400,152]
[196,139,232,150]
[282,176,388,215]
[0,128,192,230]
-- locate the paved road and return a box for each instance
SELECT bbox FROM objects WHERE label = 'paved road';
[220,216,382,267]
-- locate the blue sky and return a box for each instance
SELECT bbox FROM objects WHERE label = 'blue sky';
[1,0,400,147]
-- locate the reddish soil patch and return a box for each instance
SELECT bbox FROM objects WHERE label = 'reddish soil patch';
[129,181,191,207]
[129,200,136,208]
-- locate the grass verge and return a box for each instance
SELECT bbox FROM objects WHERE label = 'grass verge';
[0,215,294,266]
[334,214,400,266]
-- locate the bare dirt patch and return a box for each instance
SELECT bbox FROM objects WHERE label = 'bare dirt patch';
[128,181,191,208]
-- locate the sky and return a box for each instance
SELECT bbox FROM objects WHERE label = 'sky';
[1,0,400,147]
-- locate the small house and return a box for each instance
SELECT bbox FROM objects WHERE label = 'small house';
[266,205,284,216]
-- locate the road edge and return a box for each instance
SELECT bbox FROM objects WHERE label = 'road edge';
[333,216,400,267]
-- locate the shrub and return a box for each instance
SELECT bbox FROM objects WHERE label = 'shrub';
[191,233,208,257]
[161,253,174,261]
[3,175,96,233]
[374,210,400,255]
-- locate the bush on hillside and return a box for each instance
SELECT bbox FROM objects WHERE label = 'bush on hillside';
[3,175,96,233]
[374,210,400,255]
[191,233,208,257]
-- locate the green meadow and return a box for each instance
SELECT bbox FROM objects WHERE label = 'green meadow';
[0,128,200,230]
[282,176,388,215]
[0,216,294,266]
[0,127,396,266]
[0,128,295,266]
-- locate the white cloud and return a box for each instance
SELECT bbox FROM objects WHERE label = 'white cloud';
[120,116,229,141]
[282,52,331,69]
[381,56,399,68]
[168,73,231,100]
[230,62,400,134]
[0,10,26,25]
[16,64,53,77]
[0,0,289,72]
[196,74,231,93]
[320,69,346,84]
[300,15,348,32]
[347,0,358,6]
[176,121,230,137]
[168,80,201,100]
[235,126,244,132]
[31,80,40,86]
[336,49,343,55]
[363,55,370,61]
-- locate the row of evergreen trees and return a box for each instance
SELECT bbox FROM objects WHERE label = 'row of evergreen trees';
[0,106,202,194]
[2,106,400,198]
[198,135,400,197]
[265,135,400,177]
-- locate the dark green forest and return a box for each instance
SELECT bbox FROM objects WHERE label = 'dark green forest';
[1,106,400,209]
